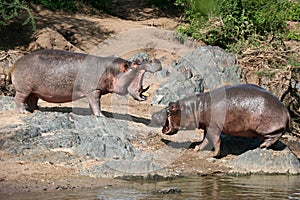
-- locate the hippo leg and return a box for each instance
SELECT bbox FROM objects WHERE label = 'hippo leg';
[199,128,222,157]
[14,91,30,113]
[85,90,103,117]
[26,95,39,112]
[260,130,283,148]
[199,137,211,151]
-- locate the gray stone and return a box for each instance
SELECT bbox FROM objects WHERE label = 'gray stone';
[0,96,16,111]
[157,187,182,194]
[128,52,149,62]
[0,111,169,177]
[229,148,300,175]
[151,46,241,105]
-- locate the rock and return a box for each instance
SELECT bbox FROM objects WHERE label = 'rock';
[151,46,241,105]
[0,112,139,160]
[81,158,164,178]
[0,96,16,111]
[229,148,300,175]
[0,111,172,177]
[128,52,149,62]
[157,187,182,194]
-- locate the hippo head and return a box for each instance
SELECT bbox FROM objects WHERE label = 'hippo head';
[127,59,162,101]
[162,101,198,135]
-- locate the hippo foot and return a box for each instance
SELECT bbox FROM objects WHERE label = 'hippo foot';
[18,105,33,114]
[19,109,31,114]
[94,111,105,118]
[96,113,105,118]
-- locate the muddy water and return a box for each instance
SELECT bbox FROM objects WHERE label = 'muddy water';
[2,175,300,200]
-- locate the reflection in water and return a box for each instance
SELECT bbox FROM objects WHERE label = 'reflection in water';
[1,175,300,200]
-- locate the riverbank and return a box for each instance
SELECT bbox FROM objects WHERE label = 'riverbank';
[0,1,300,195]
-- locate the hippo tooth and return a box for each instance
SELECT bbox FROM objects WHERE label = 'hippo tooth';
[142,92,150,97]
[140,85,150,98]
[140,85,150,97]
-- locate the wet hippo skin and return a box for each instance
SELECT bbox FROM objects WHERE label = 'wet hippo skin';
[152,84,291,157]
[11,50,162,116]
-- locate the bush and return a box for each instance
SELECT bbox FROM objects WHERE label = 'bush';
[287,1,300,21]
[176,0,299,52]
[0,0,35,30]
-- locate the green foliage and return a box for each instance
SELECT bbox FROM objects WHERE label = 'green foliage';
[175,0,216,20]
[287,2,300,21]
[256,70,275,79]
[0,0,36,30]
[285,30,300,41]
[176,0,299,52]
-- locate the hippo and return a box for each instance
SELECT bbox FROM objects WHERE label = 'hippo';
[152,84,291,157]
[11,49,162,116]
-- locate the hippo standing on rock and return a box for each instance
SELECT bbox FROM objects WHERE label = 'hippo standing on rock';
[11,50,162,116]
[152,84,291,157]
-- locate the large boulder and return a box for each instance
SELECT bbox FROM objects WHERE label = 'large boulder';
[151,46,241,105]
[229,148,300,175]
[0,110,166,177]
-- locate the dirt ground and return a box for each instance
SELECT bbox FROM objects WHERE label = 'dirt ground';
[0,1,299,195]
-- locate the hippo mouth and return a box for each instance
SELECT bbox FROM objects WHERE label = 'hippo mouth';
[162,116,179,135]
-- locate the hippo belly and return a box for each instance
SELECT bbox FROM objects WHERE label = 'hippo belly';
[32,88,81,103]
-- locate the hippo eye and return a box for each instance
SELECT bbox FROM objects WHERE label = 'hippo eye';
[166,108,173,116]
[166,107,180,116]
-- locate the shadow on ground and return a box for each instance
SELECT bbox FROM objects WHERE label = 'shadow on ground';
[161,135,287,157]
[40,106,151,125]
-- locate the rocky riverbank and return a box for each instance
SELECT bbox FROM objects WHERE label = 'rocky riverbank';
[1,47,300,193]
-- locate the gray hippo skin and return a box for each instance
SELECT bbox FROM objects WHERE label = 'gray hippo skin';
[152,84,291,157]
[11,50,162,116]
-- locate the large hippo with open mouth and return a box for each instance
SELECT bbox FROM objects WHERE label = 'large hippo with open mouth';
[11,49,162,116]
[152,84,291,157]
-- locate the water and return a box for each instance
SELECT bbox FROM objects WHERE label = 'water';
[1,175,300,200]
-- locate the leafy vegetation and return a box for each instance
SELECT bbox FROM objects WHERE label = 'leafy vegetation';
[0,0,36,30]
[175,0,300,52]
